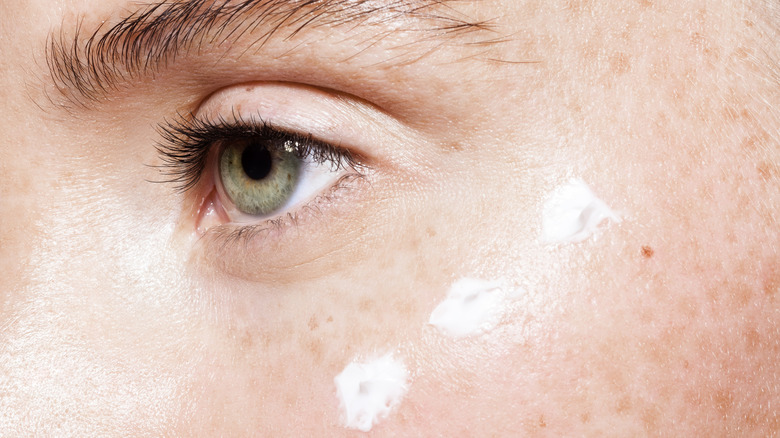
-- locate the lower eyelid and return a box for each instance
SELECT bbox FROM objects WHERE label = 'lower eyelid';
[190,162,381,283]
[198,170,366,244]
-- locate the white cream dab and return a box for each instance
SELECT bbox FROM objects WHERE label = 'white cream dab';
[428,278,506,338]
[334,354,409,432]
[541,178,620,244]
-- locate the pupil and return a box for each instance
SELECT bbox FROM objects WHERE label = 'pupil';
[241,141,273,180]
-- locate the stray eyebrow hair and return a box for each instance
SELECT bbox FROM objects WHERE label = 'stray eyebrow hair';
[45,0,492,107]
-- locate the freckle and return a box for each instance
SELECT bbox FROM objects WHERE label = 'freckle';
[240,330,254,349]
[538,415,546,428]
[756,161,778,183]
[308,315,319,331]
[307,339,324,362]
[642,406,661,432]
[734,286,753,308]
[722,106,740,122]
[641,245,654,258]
[393,296,414,317]
[734,47,750,60]
[757,163,771,180]
[616,395,632,413]
[609,52,630,74]
[444,141,464,152]
[566,0,592,14]
[358,298,374,312]
[763,266,779,296]
[740,134,765,151]
[327,316,334,323]
[714,390,734,416]
[745,328,761,353]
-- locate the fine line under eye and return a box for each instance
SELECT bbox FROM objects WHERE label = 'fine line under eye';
[154,113,360,193]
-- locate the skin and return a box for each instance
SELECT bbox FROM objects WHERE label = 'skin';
[1,0,779,435]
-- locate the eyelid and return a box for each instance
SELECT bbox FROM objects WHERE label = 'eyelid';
[195,82,413,168]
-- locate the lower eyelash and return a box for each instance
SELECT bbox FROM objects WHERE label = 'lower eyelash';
[204,172,365,248]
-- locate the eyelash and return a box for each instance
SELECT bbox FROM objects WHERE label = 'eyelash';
[154,113,367,241]
[155,113,361,193]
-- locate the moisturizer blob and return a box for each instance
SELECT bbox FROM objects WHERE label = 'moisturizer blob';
[428,278,506,338]
[334,354,409,432]
[541,178,620,244]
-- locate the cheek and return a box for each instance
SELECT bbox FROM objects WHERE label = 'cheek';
[178,214,447,433]
[0,198,202,435]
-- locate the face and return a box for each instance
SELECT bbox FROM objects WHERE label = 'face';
[1,0,778,435]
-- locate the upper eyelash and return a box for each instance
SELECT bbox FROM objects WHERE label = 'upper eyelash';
[155,112,361,192]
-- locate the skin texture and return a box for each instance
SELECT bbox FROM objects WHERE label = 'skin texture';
[1,0,779,436]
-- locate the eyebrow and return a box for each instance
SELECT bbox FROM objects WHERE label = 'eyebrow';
[45,0,492,107]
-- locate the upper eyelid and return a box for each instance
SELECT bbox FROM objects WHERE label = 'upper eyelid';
[43,0,493,108]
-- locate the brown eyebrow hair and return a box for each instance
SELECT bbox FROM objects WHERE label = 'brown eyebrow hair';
[45,0,493,107]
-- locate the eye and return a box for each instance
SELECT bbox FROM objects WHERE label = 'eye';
[156,114,363,232]
[215,132,354,222]
[219,137,301,216]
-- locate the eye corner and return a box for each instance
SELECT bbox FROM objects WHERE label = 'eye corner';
[195,188,230,235]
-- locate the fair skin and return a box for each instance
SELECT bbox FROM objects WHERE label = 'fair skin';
[1,0,778,435]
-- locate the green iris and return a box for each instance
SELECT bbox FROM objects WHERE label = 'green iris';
[219,138,302,216]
